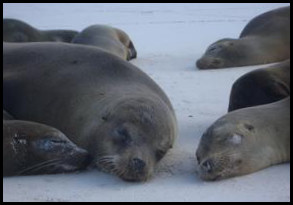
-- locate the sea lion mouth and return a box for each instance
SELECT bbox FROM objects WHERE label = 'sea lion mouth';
[197,166,224,181]
[196,156,230,181]
[196,57,224,69]
[96,155,150,182]
[197,157,242,181]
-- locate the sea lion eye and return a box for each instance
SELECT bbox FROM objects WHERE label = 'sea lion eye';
[41,138,68,145]
[35,138,67,152]
[50,139,67,144]
[209,47,216,52]
[114,128,132,146]
[208,46,219,53]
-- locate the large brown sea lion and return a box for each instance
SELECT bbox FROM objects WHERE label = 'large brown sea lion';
[3,42,177,182]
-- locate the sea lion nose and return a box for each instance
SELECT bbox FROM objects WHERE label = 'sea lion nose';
[131,158,146,172]
[73,147,92,169]
[196,59,205,69]
[201,159,214,173]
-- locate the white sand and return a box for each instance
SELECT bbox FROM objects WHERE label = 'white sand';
[3,3,290,202]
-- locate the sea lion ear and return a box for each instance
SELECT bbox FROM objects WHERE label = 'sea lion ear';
[243,123,254,131]
[237,122,254,134]
[229,134,243,145]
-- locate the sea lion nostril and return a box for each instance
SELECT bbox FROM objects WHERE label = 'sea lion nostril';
[131,158,146,172]
[201,159,213,173]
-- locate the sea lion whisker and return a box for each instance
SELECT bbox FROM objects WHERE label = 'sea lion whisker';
[17,158,64,175]
[96,155,119,174]
[96,155,118,164]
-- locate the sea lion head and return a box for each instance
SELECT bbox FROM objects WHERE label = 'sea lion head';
[126,40,137,60]
[196,38,245,69]
[92,97,176,182]
[7,121,90,175]
[196,117,258,181]
[115,28,137,60]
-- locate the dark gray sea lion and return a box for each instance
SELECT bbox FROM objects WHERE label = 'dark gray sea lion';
[228,60,290,112]
[3,42,177,182]
[3,18,78,43]
[71,24,137,61]
[196,6,290,69]
[196,97,290,181]
[3,119,90,177]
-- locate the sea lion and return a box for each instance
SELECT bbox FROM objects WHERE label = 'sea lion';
[3,18,78,43]
[71,24,137,61]
[3,119,90,176]
[228,60,290,112]
[3,42,177,182]
[196,6,290,69]
[196,97,290,181]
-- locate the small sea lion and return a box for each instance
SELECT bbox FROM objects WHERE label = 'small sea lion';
[3,18,78,43]
[196,6,290,69]
[71,24,137,60]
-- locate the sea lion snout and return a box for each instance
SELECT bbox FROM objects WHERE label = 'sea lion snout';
[200,159,214,173]
[196,57,223,69]
[130,158,146,173]
[70,147,92,169]
[197,159,220,181]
